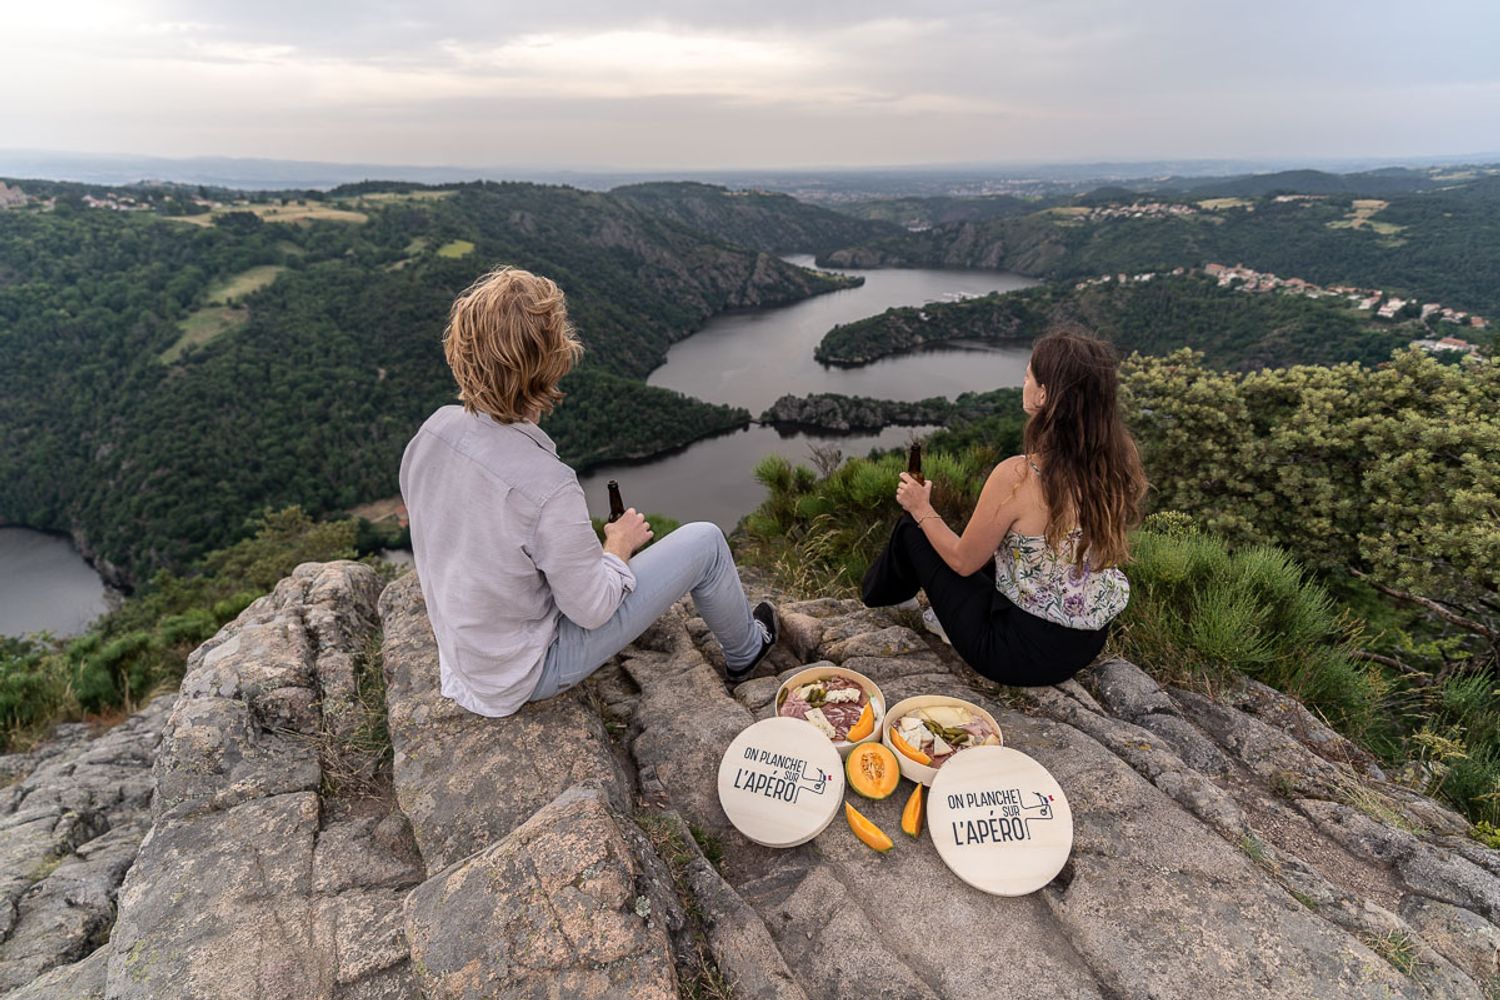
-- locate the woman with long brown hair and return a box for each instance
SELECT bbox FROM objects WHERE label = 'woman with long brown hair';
[860,327,1148,685]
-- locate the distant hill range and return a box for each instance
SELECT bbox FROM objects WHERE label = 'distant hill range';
[609,181,899,255]
[818,170,1500,317]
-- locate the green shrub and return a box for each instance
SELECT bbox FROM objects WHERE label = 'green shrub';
[1119,525,1381,737]
[0,639,70,739]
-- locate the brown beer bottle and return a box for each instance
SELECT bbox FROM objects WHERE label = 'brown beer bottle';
[606,480,626,523]
[907,443,925,485]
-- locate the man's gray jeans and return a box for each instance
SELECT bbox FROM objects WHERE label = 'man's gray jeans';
[527,521,762,701]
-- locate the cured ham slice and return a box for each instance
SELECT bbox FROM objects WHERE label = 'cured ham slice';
[779,677,869,741]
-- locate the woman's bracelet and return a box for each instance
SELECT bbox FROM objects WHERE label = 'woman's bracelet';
[915,512,941,528]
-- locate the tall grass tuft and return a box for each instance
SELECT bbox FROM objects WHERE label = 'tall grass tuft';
[1120,517,1382,740]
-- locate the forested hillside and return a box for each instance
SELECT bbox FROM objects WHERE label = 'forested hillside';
[0,180,855,585]
[820,176,1500,317]
[815,272,1417,370]
[824,193,1044,229]
[609,181,900,254]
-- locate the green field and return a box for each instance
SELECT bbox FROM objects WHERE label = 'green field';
[205,265,284,305]
[1327,199,1405,237]
[1198,197,1254,210]
[160,307,248,363]
[339,190,456,207]
[436,239,476,259]
[166,202,368,227]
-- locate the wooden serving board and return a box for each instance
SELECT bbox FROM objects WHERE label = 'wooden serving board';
[716,716,846,848]
[927,746,1073,896]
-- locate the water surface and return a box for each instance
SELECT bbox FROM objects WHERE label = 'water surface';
[0,527,111,638]
[648,255,1036,414]
[578,424,936,529]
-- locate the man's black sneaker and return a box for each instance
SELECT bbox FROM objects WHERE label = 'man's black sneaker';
[726,601,778,686]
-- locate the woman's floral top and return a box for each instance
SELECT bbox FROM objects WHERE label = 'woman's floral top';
[993,528,1129,630]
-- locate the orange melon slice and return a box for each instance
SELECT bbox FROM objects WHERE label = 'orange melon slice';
[901,782,924,838]
[844,703,874,742]
[890,727,932,766]
[845,801,893,853]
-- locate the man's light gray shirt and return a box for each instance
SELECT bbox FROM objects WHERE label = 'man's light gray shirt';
[398,406,635,717]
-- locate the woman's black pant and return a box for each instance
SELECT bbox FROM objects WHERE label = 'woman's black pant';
[860,514,1107,687]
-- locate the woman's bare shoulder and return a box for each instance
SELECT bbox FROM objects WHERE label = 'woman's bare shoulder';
[988,454,1030,483]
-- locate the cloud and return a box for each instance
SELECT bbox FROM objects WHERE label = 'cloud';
[1,1,1497,167]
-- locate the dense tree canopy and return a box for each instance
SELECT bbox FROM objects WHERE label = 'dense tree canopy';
[816,274,1416,371]
[1122,348,1500,658]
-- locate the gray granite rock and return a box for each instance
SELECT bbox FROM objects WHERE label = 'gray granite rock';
[0,822,144,992]
[1230,677,1386,780]
[98,562,418,1000]
[5,943,108,1000]
[106,791,327,999]
[12,564,1500,1000]
[984,702,1420,999]
[1081,658,1233,774]
[1399,896,1500,982]
[311,812,425,895]
[379,570,630,874]
[151,693,321,818]
[1172,687,1351,798]
[821,625,925,663]
[0,691,173,991]
[775,611,825,661]
[404,783,679,1000]
[1299,798,1500,925]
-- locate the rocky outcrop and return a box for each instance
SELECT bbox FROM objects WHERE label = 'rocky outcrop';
[403,785,681,999]
[0,694,172,993]
[380,573,630,873]
[55,561,423,1000]
[759,389,1020,435]
[6,561,1499,998]
[759,393,958,433]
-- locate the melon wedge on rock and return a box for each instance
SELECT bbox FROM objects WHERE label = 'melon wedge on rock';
[900,782,923,838]
[845,801,894,853]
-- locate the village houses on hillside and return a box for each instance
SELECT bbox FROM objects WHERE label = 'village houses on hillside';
[1202,262,1487,337]
[0,181,29,209]
[1075,263,1487,358]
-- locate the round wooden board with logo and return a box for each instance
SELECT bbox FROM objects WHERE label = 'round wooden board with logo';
[717,716,846,848]
[927,745,1073,896]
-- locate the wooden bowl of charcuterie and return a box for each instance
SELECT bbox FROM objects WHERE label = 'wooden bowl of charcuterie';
[881,695,1004,786]
[775,666,886,759]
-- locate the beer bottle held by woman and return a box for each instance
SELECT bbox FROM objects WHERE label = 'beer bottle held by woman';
[907,443,925,485]
[606,480,626,523]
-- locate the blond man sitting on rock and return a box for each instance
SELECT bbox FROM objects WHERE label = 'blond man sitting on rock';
[399,265,777,716]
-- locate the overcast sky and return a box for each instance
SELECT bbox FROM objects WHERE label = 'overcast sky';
[4,1,1498,169]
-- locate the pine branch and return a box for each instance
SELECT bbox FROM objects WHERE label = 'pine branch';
[1349,569,1499,642]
